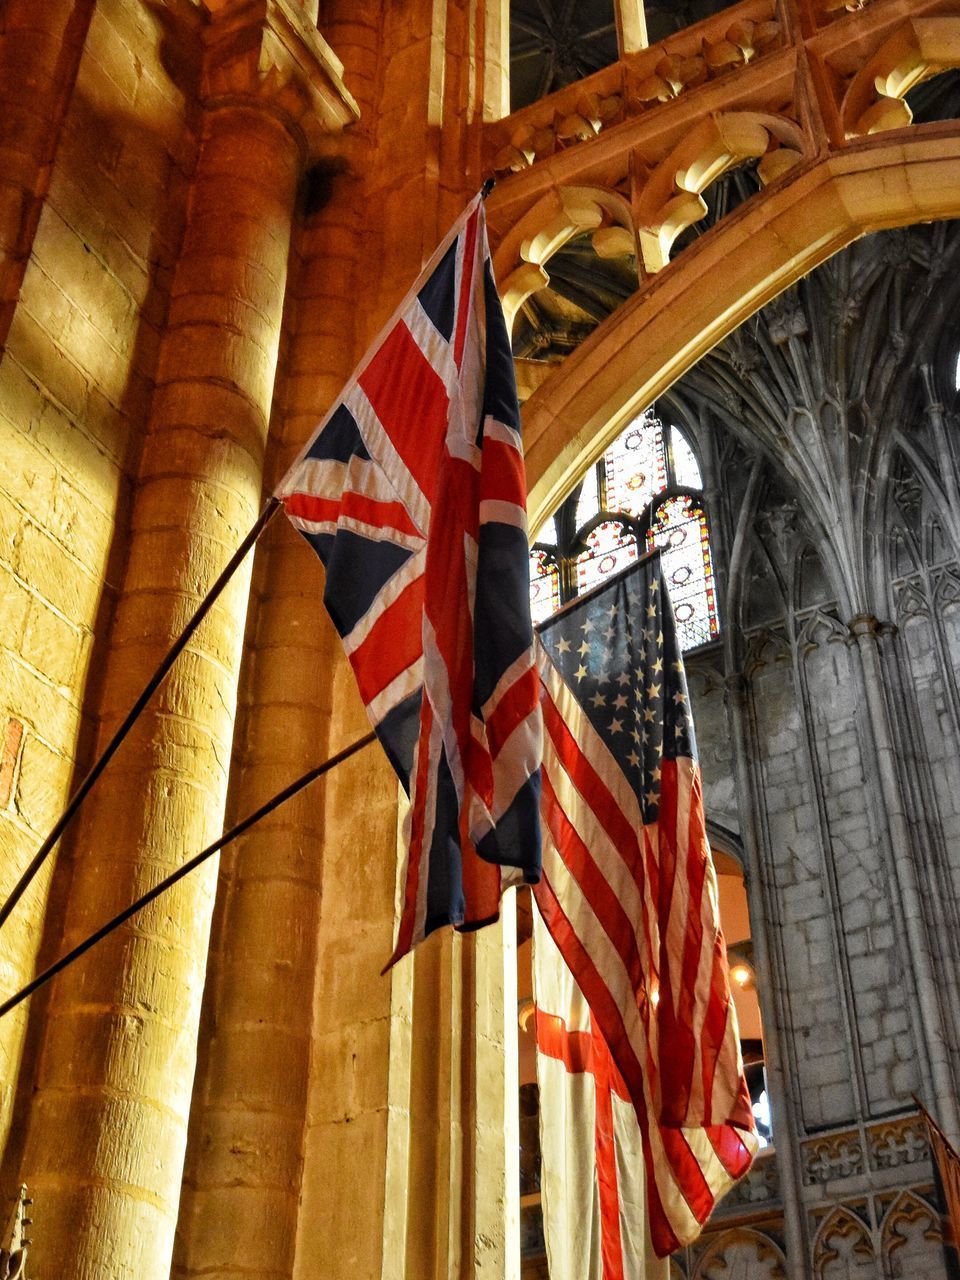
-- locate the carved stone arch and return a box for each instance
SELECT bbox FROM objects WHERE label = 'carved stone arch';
[634,110,805,274]
[889,526,917,583]
[813,1205,875,1279]
[796,608,848,656]
[519,136,960,527]
[706,822,746,869]
[797,544,835,613]
[495,184,636,331]
[894,577,929,622]
[841,17,960,138]
[738,537,788,636]
[743,626,791,676]
[932,563,960,611]
[692,1226,786,1280]
[880,1188,943,1278]
[884,450,924,587]
[925,512,953,569]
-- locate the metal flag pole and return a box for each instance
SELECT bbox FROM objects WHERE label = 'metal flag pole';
[0,496,283,933]
[0,729,378,1019]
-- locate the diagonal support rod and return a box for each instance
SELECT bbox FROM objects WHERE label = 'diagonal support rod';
[0,729,378,1019]
[0,496,283,933]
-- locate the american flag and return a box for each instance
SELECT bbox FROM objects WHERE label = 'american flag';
[534,553,757,1258]
[277,194,542,964]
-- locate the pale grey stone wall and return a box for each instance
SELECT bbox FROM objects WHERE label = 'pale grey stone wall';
[663,221,960,1280]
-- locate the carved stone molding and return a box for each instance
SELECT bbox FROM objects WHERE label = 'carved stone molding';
[742,625,791,675]
[0,1187,31,1280]
[840,18,960,138]
[797,608,848,654]
[801,1130,864,1184]
[489,0,783,177]
[713,1150,781,1215]
[812,1204,874,1278]
[881,1188,944,1275]
[867,1113,929,1172]
[201,0,359,157]
[693,1225,787,1280]
[846,613,897,642]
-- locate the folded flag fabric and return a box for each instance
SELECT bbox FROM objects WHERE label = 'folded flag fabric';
[915,1096,960,1252]
[533,908,670,1280]
[277,192,542,964]
[534,554,757,1258]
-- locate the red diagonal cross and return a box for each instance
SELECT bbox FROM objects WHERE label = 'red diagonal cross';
[536,1008,631,1280]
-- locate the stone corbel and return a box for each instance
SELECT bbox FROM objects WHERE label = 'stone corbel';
[841,17,960,139]
[634,111,804,273]
[501,262,550,336]
[201,0,359,156]
[498,185,637,332]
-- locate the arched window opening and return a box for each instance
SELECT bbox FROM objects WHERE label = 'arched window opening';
[529,409,720,650]
[713,846,772,1148]
[509,0,619,113]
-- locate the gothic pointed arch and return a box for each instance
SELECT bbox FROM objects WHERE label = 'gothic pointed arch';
[692,1226,786,1280]
[880,1189,944,1278]
[812,1205,875,1279]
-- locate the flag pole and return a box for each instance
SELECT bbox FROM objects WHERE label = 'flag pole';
[0,729,377,1019]
[0,496,283,934]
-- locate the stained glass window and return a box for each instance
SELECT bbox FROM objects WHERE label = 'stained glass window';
[528,548,561,625]
[575,520,638,595]
[529,410,720,650]
[649,496,718,649]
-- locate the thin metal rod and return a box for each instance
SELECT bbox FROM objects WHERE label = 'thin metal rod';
[0,497,283,933]
[0,729,378,1019]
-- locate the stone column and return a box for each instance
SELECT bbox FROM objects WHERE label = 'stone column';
[17,6,356,1278]
[0,0,93,352]
[725,672,808,1280]
[848,614,960,1141]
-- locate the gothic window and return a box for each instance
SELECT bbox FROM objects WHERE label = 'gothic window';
[509,0,619,112]
[642,0,745,44]
[529,409,720,650]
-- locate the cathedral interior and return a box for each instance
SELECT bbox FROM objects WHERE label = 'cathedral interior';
[2,0,960,1277]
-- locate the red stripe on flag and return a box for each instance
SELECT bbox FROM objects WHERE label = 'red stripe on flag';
[655,759,698,1124]
[535,1010,593,1076]
[459,820,502,929]
[284,490,423,540]
[593,1023,627,1280]
[705,1119,755,1181]
[540,768,650,1017]
[542,691,658,962]
[359,322,450,502]
[350,577,424,706]
[479,437,527,506]
[534,873,681,1259]
[485,666,540,755]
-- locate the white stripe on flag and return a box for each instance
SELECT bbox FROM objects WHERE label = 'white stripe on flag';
[346,384,432,534]
[366,657,424,724]
[611,1091,671,1280]
[479,498,528,531]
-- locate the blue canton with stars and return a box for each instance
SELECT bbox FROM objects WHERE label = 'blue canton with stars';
[537,554,697,822]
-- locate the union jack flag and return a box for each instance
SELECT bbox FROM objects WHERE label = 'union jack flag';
[277,193,542,964]
[534,554,757,1263]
